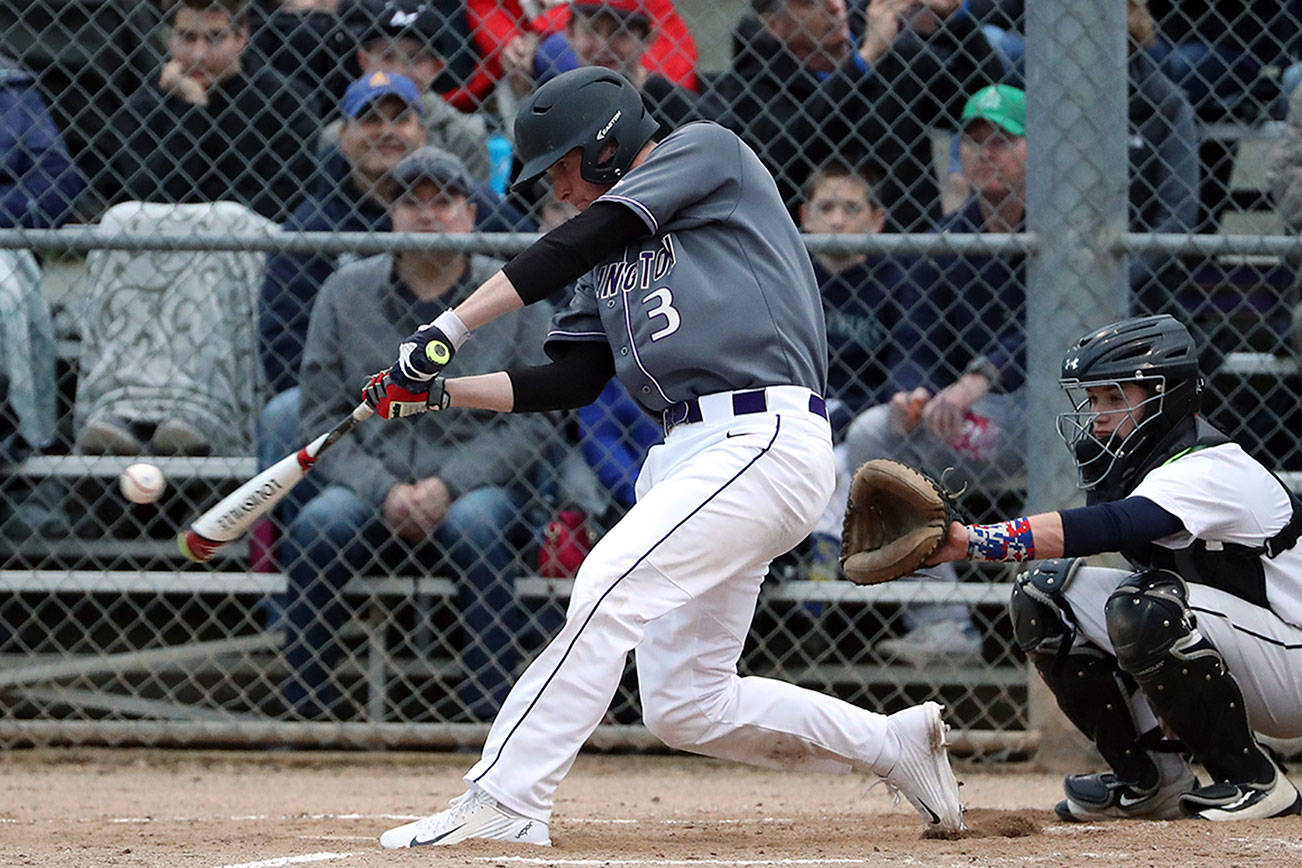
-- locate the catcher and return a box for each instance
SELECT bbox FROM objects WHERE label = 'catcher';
[844,315,1302,822]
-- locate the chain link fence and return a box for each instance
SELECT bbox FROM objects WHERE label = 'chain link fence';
[0,0,1298,759]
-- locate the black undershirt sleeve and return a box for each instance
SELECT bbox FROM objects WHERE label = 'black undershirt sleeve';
[505,340,617,413]
[1058,496,1186,558]
[502,201,650,305]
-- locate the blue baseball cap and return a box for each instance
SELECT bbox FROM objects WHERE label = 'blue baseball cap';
[342,71,423,120]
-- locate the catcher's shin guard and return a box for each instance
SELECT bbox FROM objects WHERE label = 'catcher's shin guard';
[1011,559,1160,788]
[1105,569,1275,784]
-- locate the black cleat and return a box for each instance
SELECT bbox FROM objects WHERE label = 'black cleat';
[1055,769,1197,822]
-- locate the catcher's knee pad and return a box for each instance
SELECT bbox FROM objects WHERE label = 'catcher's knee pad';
[1105,569,1270,782]
[1009,558,1083,655]
[1104,569,1194,675]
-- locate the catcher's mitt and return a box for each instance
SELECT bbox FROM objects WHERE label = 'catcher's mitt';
[840,458,959,585]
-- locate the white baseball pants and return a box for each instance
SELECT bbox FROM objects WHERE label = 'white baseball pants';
[465,388,896,821]
[1065,565,1302,740]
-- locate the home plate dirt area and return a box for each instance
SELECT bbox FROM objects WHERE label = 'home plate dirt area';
[2,750,1301,866]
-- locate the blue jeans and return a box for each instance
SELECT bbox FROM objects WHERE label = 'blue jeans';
[279,483,527,719]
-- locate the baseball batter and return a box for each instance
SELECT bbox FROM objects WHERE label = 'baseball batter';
[361,67,964,847]
[928,315,1302,822]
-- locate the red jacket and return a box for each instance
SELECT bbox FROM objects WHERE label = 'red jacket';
[445,0,698,110]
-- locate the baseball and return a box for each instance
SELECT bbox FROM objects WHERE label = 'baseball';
[120,462,166,504]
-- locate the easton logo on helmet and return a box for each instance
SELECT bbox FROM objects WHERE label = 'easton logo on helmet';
[596,110,622,140]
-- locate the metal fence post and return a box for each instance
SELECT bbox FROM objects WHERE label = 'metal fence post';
[1024,0,1130,770]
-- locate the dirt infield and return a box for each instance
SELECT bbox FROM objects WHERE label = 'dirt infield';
[2,749,1301,866]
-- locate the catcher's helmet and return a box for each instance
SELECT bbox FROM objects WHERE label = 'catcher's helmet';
[512,67,659,191]
[1056,314,1202,492]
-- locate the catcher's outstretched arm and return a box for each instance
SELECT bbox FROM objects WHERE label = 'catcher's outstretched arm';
[927,497,1183,566]
[925,512,1065,565]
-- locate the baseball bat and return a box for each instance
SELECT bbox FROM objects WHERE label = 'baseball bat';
[177,402,375,562]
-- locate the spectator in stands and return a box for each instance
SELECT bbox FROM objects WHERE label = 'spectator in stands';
[101,0,319,221]
[715,0,1002,230]
[842,84,1030,664]
[0,0,162,218]
[279,147,555,721]
[0,53,84,536]
[260,72,426,399]
[258,72,532,486]
[0,251,60,536]
[948,3,1198,308]
[249,0,359,115]
[370,0,529,114]
[505,0,704,137]
[0,53,85,229]
[531,0,715,139]
[1147,1,1301,234]
[1146,1,1295,122]
[326,0,490,179]
[522,0,699,92]
[799,160,909,430]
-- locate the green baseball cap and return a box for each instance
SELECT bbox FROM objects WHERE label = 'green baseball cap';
[961,84,1026,137]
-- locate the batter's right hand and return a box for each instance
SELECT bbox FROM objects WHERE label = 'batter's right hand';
[362,371,449,419]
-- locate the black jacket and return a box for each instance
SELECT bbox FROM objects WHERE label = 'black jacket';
[103,64,320,221]
[713,13,1002,231]
[643,73,726,139]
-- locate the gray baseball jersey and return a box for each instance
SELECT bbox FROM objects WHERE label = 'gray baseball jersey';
[545,121,828,412]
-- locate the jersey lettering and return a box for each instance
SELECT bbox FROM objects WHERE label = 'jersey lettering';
[642,287,681,340]
[593,235,678,301]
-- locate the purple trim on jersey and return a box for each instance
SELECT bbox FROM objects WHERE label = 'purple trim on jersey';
[622,277,672,405]
[968,517,1036,562]
[472,417,784,783]
[598,193,657,232]
[547,328,607,340]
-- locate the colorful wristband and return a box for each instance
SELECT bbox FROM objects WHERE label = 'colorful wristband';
[967,517,1036,562]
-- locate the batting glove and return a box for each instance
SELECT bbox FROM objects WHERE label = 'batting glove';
[388,320,457,392]
[362,371,450,419]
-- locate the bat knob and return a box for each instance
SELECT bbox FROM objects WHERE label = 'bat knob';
[178,528,221,563]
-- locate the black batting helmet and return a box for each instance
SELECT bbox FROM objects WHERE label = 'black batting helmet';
[512,67,659,191]
[1056,314,1203,492]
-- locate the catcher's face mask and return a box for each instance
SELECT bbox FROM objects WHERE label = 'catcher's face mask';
[1056,377,1165,489]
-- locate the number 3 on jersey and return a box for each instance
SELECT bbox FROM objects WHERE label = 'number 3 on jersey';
[642,287,680,340]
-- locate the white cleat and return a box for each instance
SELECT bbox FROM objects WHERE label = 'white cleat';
[379,787,551,849]
[1179,761,1302,822]
[879,701,966,835]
